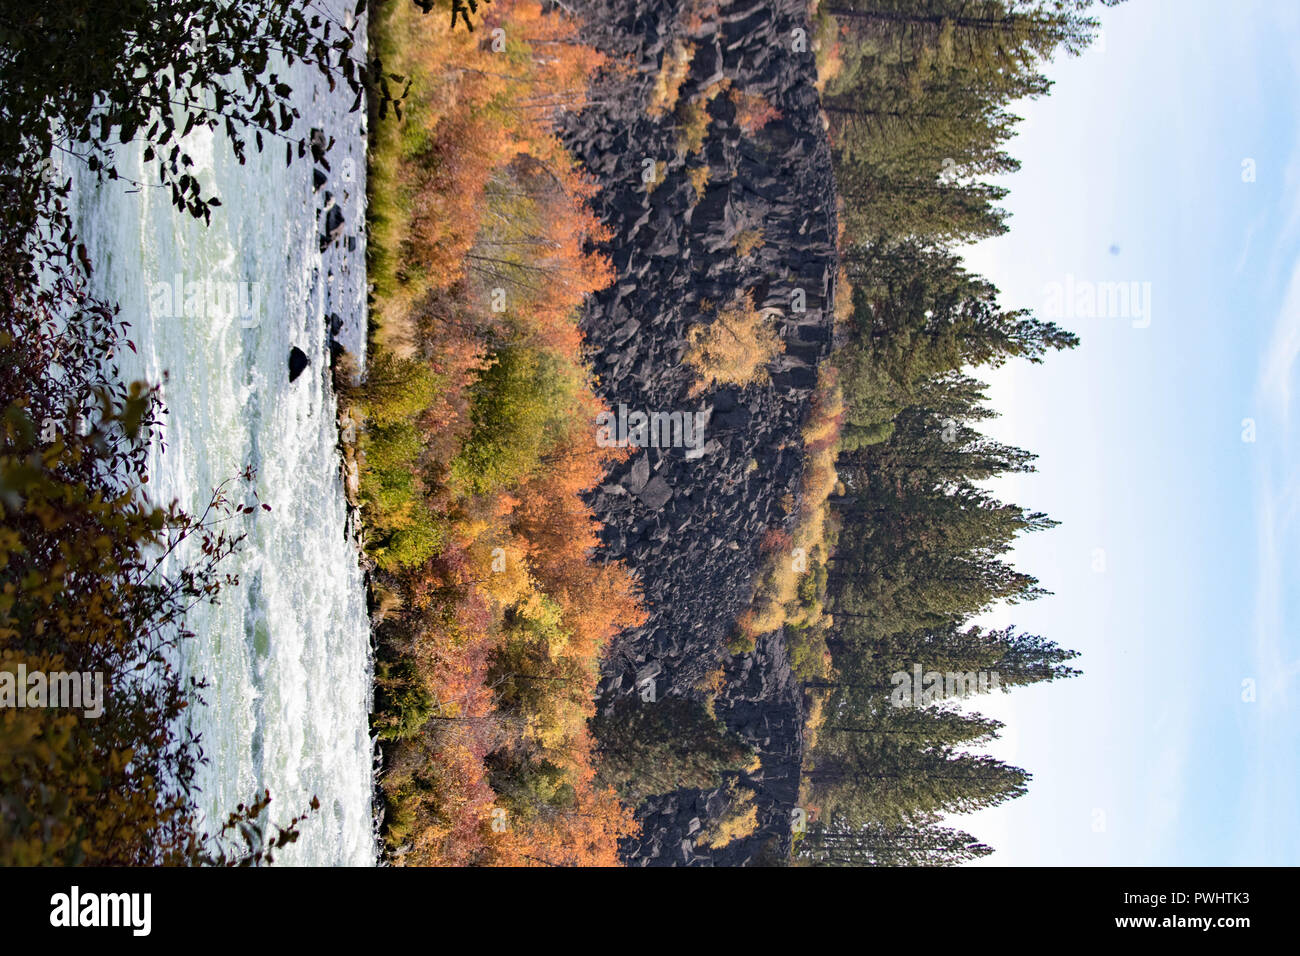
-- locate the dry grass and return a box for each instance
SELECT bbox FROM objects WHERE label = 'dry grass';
[731,369,844,658]
[683,290,784,395]
[643,158,668,194]
[675,78,728,156]
[688,164,710,202]
[698,789,758,849]
[834,264,854,325]
[676,98,711,155]
[810,3,845,94]
[735,226,765,257]
[648,39,694,117]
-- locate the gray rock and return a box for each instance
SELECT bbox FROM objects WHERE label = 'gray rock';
[557,0,837,868]
[320,205,345,251]
[309,127,329,168]
[685,438,720,461]
[612,318,641,345]
[635,661,662,686]
[637,475,672,510]
[623,452,650,493]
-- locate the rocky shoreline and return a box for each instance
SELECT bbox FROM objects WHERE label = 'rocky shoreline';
[300,16,387,858]
[562,0,839,865]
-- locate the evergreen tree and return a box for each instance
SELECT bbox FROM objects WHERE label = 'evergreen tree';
[592,696,755,804]
[800,819,994,866]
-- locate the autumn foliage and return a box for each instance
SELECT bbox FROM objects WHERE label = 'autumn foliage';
[362,0,642,866]
[683,290,786,396]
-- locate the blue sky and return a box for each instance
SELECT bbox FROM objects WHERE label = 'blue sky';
[951,0,1300,865]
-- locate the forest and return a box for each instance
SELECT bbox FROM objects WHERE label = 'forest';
[789,0,1115,865]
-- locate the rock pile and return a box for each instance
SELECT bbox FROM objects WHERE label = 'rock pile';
[562,0,838,865]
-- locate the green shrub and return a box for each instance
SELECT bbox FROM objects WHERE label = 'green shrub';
[364,349,439,426]
[374,658,436,741]
[449,345,575,496]
[379,508,446,570]
[592,696,756,804]
[364,419,424,473]
[487,756,578,822]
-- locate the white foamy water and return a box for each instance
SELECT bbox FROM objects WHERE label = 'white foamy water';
[67,8,375,865]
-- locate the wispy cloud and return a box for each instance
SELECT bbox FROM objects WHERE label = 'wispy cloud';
[1255,255,1300,431]
[1239,204,1300,860]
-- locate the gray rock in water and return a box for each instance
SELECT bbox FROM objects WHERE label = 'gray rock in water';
[320,205,345,251]
[309,127,330,169]
[325,204,345,233]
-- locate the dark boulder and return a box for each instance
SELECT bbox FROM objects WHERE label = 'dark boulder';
[320,205,346,251]
[288,346,310,382]
[637,475,673,510]
[623,452,651,494]
[309,128,330,169]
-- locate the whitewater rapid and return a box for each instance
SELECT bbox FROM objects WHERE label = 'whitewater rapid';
[67,7,375,865]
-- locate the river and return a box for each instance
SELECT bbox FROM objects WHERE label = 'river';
[66,4,375,866]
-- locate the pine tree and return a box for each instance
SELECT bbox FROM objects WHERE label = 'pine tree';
[800,819,994,866]
[591,696,755,804]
